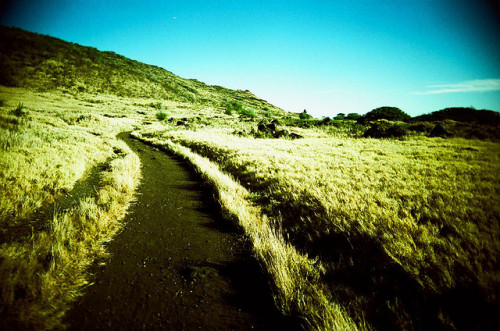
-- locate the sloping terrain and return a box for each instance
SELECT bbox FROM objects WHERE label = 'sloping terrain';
[0,26,285,117]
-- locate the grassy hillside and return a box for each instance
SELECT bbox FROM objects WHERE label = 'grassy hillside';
[0,26,285,117]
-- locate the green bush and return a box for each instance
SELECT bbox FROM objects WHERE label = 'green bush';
[358,107,410,124]
[346,113,362,120]
[299,112,312,120]
[239,108,256,118]
[225,100,243,114]
[155,111,169,121]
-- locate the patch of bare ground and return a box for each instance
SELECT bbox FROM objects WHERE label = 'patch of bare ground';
[65,133,300,330]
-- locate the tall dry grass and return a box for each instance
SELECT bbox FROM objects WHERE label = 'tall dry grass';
[137,126,500,329]
[132,131,361,330]
[0,87,141,329]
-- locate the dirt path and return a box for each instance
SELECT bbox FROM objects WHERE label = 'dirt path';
[65,133,299,330]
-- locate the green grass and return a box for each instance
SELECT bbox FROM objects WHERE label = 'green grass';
[155,111,169,121]
[10,102,26,116]
[238,107,256,118]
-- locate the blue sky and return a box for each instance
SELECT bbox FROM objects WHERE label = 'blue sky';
[1,0,499,117]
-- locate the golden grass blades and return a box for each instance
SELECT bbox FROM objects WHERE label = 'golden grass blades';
[137,126,500,329]
[0,87,141,329]
[0,142,140,329]
[132,131,361,330]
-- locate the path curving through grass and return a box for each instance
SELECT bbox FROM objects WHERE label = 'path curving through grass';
[65,133,297,329]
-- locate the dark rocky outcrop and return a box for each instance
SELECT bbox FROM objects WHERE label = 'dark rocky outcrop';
[254,120,301,139]
[289,132,303,139]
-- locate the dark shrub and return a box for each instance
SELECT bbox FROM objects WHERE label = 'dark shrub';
[274,129,289,138]
[258,123,269,132]
[429,124,449,137]
[364,124,384,138]
[299,112,312,120]
[267,123,277,131]
[466,127,487,140]
[358,106,411,124]
[290,132,304,139]
[346,113,362,120]
[409,123,431,133]
[319,117,332,125]
[386,125,407,138]
[364,122,408,138]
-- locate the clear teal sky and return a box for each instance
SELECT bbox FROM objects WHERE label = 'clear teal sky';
[2,0,499,117]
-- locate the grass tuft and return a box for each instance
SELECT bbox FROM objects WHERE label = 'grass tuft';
[10,102,26,117]
[155,111,169,121]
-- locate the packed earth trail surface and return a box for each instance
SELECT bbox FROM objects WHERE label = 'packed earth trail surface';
[66,133,298,330]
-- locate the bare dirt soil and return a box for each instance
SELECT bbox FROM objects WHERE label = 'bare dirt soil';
[65,133,300,330]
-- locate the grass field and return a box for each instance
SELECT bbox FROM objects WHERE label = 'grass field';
[1,83,499,330]
[135,123,500,330]
[0,86,141,329]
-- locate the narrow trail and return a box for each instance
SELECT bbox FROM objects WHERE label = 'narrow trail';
[66,133,298,330]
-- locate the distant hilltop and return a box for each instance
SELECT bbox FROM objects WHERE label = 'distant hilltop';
[411,107,500,125]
